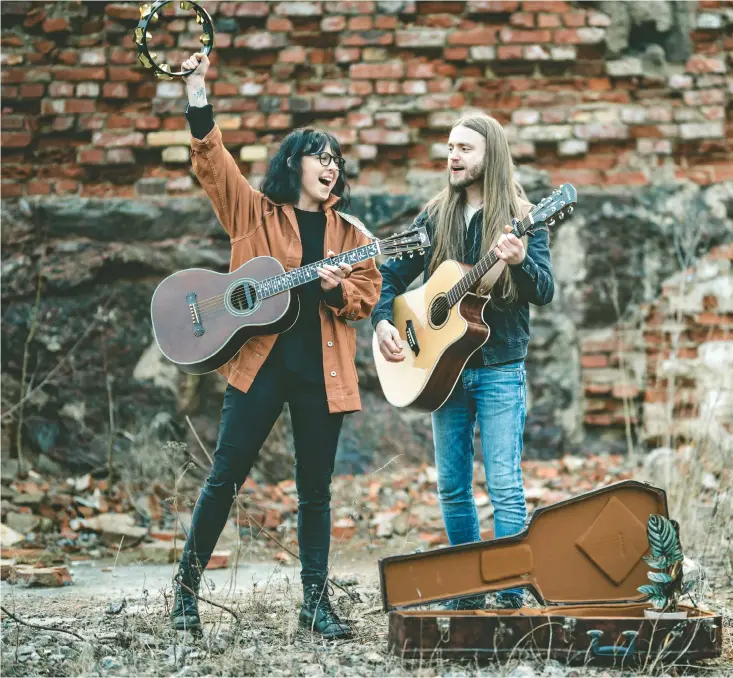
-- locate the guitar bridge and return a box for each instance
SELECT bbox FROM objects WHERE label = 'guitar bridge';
[186,292,205,337]
[405,319,419,356]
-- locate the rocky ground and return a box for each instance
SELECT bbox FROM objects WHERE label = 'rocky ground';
[1,452,731,676]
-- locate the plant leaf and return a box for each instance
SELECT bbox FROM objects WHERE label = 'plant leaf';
[648,571,673,584]
[682,580,696,595]
[643,555,667,569]
[650,596,668,609]
[638,584,663,597]
[646,514,679,559]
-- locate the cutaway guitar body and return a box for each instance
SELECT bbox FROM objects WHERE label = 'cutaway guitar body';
[372,260,490,411]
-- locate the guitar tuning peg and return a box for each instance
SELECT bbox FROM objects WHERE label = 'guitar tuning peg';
[567,206,574,214]
[558,212,564,220]
[408,252,414,258]
[548,219,555,227]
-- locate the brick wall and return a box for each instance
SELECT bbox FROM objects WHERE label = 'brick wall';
[1,0,731,200]
[580,242,733,440]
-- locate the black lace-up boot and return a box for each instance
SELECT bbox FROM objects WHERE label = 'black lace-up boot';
[170,566,201,632]
[299,582,353,639]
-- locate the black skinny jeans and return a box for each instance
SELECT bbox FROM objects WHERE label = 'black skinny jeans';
[179,351,344,588]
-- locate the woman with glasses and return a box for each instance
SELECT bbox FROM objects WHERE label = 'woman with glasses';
[170,53,382,639]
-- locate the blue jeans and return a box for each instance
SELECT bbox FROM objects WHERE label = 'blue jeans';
[432,363,528,598]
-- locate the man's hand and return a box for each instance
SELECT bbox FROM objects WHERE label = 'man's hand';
[494,224,526,266]
[376,319,404,363]
[181,52,209,87]
[317,249,352,292]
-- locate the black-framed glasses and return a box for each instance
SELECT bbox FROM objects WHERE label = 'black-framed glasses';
[310,151,345,170]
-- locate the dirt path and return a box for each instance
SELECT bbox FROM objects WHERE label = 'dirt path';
[1,547,731,676]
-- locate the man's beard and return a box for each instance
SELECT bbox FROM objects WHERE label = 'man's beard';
[449,163,484,189]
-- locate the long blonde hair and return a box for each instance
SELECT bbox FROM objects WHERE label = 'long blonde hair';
[427,112,528,302]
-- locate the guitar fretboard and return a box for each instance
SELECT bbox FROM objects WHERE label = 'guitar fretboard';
[446,213,532,307]
[256,243,380,299]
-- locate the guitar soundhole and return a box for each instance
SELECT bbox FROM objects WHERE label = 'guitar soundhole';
[230,282,258,312]
[429,295,450,328]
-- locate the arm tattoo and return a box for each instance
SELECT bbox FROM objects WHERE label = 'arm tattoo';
[194,86,206,101]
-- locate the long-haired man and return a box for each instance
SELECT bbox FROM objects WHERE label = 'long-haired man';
[372,112,554,610]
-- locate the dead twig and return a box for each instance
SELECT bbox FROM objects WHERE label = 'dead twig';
[0,605,85,641]
[2,293,115,422]
[176,578,239,622]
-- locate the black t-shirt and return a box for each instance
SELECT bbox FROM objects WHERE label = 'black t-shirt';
[271,208,331,384]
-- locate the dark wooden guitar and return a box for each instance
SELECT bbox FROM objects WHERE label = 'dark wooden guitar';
[372,184,577,411]
[151,225,430,374]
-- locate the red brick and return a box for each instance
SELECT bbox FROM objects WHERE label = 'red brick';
[280,46,307,63]
[685,54,726,74]
[375,80,401,94]
[267,113,292,129]
[106,3,140,19]
[1,133,33,148]
[19,84,44,98]
[524,0,570,9]
[349,81,373,95]
[110,48,136,65]
[375,15,398,29]
[220,1,269,16]
[581,354,609,368]
[444,47,468,60]
[335,47,361,63]
[348,15,373,30]
[584,413,613,426]
[24,6,46,27]
[103,82,128,99]
[448,28,499,45]
[537,13,561,28]
[584,383,612,395]
[107,115,132,129]
[1,182,24,197]
[57,50,78,66]
[214,82,238,97]
[675,167,714,184]
[604,171,648,186]
[267,16,293,31]
[54,67,106,81]
[498,45,523,59]
[2,86,19,98]
[554,28,581,44]
[108,67,145,82]
[563,11,587,27]
[55,179,78,194]
[222,131,257,145]
[66,99,96,114]
[42,17,70,32]
[27,180,52,195]
[92,132,145,148]
[342,31,393,47]
[350,62,404,79]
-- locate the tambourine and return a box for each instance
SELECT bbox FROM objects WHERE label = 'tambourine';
[134,1,215,80]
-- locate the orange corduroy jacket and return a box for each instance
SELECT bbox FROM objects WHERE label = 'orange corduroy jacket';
[190,124,382,413]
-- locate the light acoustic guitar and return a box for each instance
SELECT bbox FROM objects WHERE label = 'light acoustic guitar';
[372,183,577,411]
[151,225,429,374]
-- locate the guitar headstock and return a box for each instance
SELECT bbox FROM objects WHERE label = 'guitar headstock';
[378,225,431,259]
[528,182,577,229]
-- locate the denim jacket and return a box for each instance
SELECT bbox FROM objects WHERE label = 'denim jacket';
[370,206,554,366]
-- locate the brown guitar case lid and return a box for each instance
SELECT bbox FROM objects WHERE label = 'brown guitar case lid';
[379,480,669,610]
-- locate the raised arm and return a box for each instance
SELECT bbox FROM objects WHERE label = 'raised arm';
[182,53,260,239]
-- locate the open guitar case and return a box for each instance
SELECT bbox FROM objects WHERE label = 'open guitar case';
[378,481,722,665]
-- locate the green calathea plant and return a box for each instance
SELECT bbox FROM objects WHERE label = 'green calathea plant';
[637,514,695,612]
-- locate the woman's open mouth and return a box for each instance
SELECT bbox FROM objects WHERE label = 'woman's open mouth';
[319,176,334,188]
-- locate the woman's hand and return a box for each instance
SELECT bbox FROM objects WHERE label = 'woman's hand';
[181,52,209,87]
[317,249,352,291]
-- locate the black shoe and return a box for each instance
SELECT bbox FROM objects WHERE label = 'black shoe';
[437,594,486,611]
[495,592,524,610]
[299,583,353,640]
[170,573,201,632]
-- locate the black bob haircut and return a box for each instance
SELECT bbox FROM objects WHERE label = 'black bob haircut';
[260,128,351,209]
